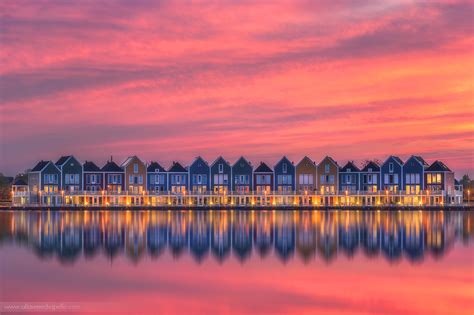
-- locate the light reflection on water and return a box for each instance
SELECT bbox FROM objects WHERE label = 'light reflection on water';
[1,210,472,264]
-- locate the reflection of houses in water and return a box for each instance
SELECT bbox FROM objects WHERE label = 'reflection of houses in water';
[317,211,338,262]
[381,213,403,262]
[58,212,83,263]
[296,211,316,262]
[146,212,168,257]
[360,212,380,257]
[211,211,231,262]
[3,210,471,264]
[338,211,360,258]
[254,211,273,258]
[189,211,210,262]
[83,212,103,258]
[402,212,424,262]
[125,212,147,263]
[274,211,295,262]
[232,211,252,261]
[168,211,189,257]
[104,213,125,260]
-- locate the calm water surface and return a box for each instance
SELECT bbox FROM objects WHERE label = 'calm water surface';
[0,210,473,315]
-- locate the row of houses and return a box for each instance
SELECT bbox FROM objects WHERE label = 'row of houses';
[21,155,457,198]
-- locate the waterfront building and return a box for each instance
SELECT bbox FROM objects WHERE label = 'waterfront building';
[339,161,360,193]
[102,159,125,193]
[425,161,455,201]
[121,156,147,194]
[210,156,231,194]
[189,156,210,194]
[83,161,103,192]
[295,156,317,194]
[253,162,274,194]
[28,160,61,204]
[147,161,167,193]
[56,155,83,192]
[381,156,403,192]
[168,162,188,194]
[317,156,338,195]
[11,178,28,205]
[360,161,380,192]
[232,156,253,194]
[403,156,428,194]
[274,156,295,193]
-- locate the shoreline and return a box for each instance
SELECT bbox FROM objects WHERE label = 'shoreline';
[2,205,473,211]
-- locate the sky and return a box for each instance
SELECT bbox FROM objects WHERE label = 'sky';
[0,0,473,176]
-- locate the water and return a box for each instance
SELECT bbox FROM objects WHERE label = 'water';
[0,210,473,315]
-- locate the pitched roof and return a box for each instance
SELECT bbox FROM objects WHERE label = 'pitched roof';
[362,161,380,172]
[296,156,316,167]
[31,160,50,172]
[254,162,273,173]
[413,155,429,167]
[232,156,252,167]
[320,156,339,167]
[147,161,166,172]
[426,160,452,172]
[101,161,123,172]
[274,156,293,168]
[55,155,72,166]
[83,161,101,172]
[168,162,187,173]
[384,155,403,166]
[13,178,27,186]
[211,156,229,167]
[191,156,209,167]
[340,161,360,172]
[121,155,144,167]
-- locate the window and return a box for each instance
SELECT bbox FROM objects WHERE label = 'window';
[139,175,143,184]
[282,163,287,174]
[389,163,394,173]
[133,164,138,173]
[218,164,223,174]
[325,164,330,173]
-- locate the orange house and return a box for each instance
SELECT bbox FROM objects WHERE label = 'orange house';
[121,156,147,194]
[317,156,339,195]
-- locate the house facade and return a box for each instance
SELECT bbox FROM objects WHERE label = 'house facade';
[147,162,167,193]
[189,157,210,194]
[254,162,273,194]
[28,160,61,204]
[295,156,317,193]
[360,161,380,192]
[317,156,338,194]
[425,161,455,195]
[381,156,403,192]
[339,161,360,193]
[210,156,231,194]
[232,157,253,194]
[168,162,188,194]
[121,156,147,194]
[102,160,125,193]
[56,155,83,192]
[403,156,428,194]
[274,156,295,193]
[83,161,103,192]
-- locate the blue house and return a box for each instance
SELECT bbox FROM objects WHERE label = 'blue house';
[168,162,188,194]
[232,156,253,194]
[147,161,167,193]
[56,155,83,192]
[102,159,125,193]
[274,156,295,193]
[189,156,210,194]
[360,161,380,192]
[339,161,360,193]
[83,161,103,192]
[403,156,428,194]
[210,156,231,194]
[28,160,61,204]
[254,162,273,194]
[381,156,403,192]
